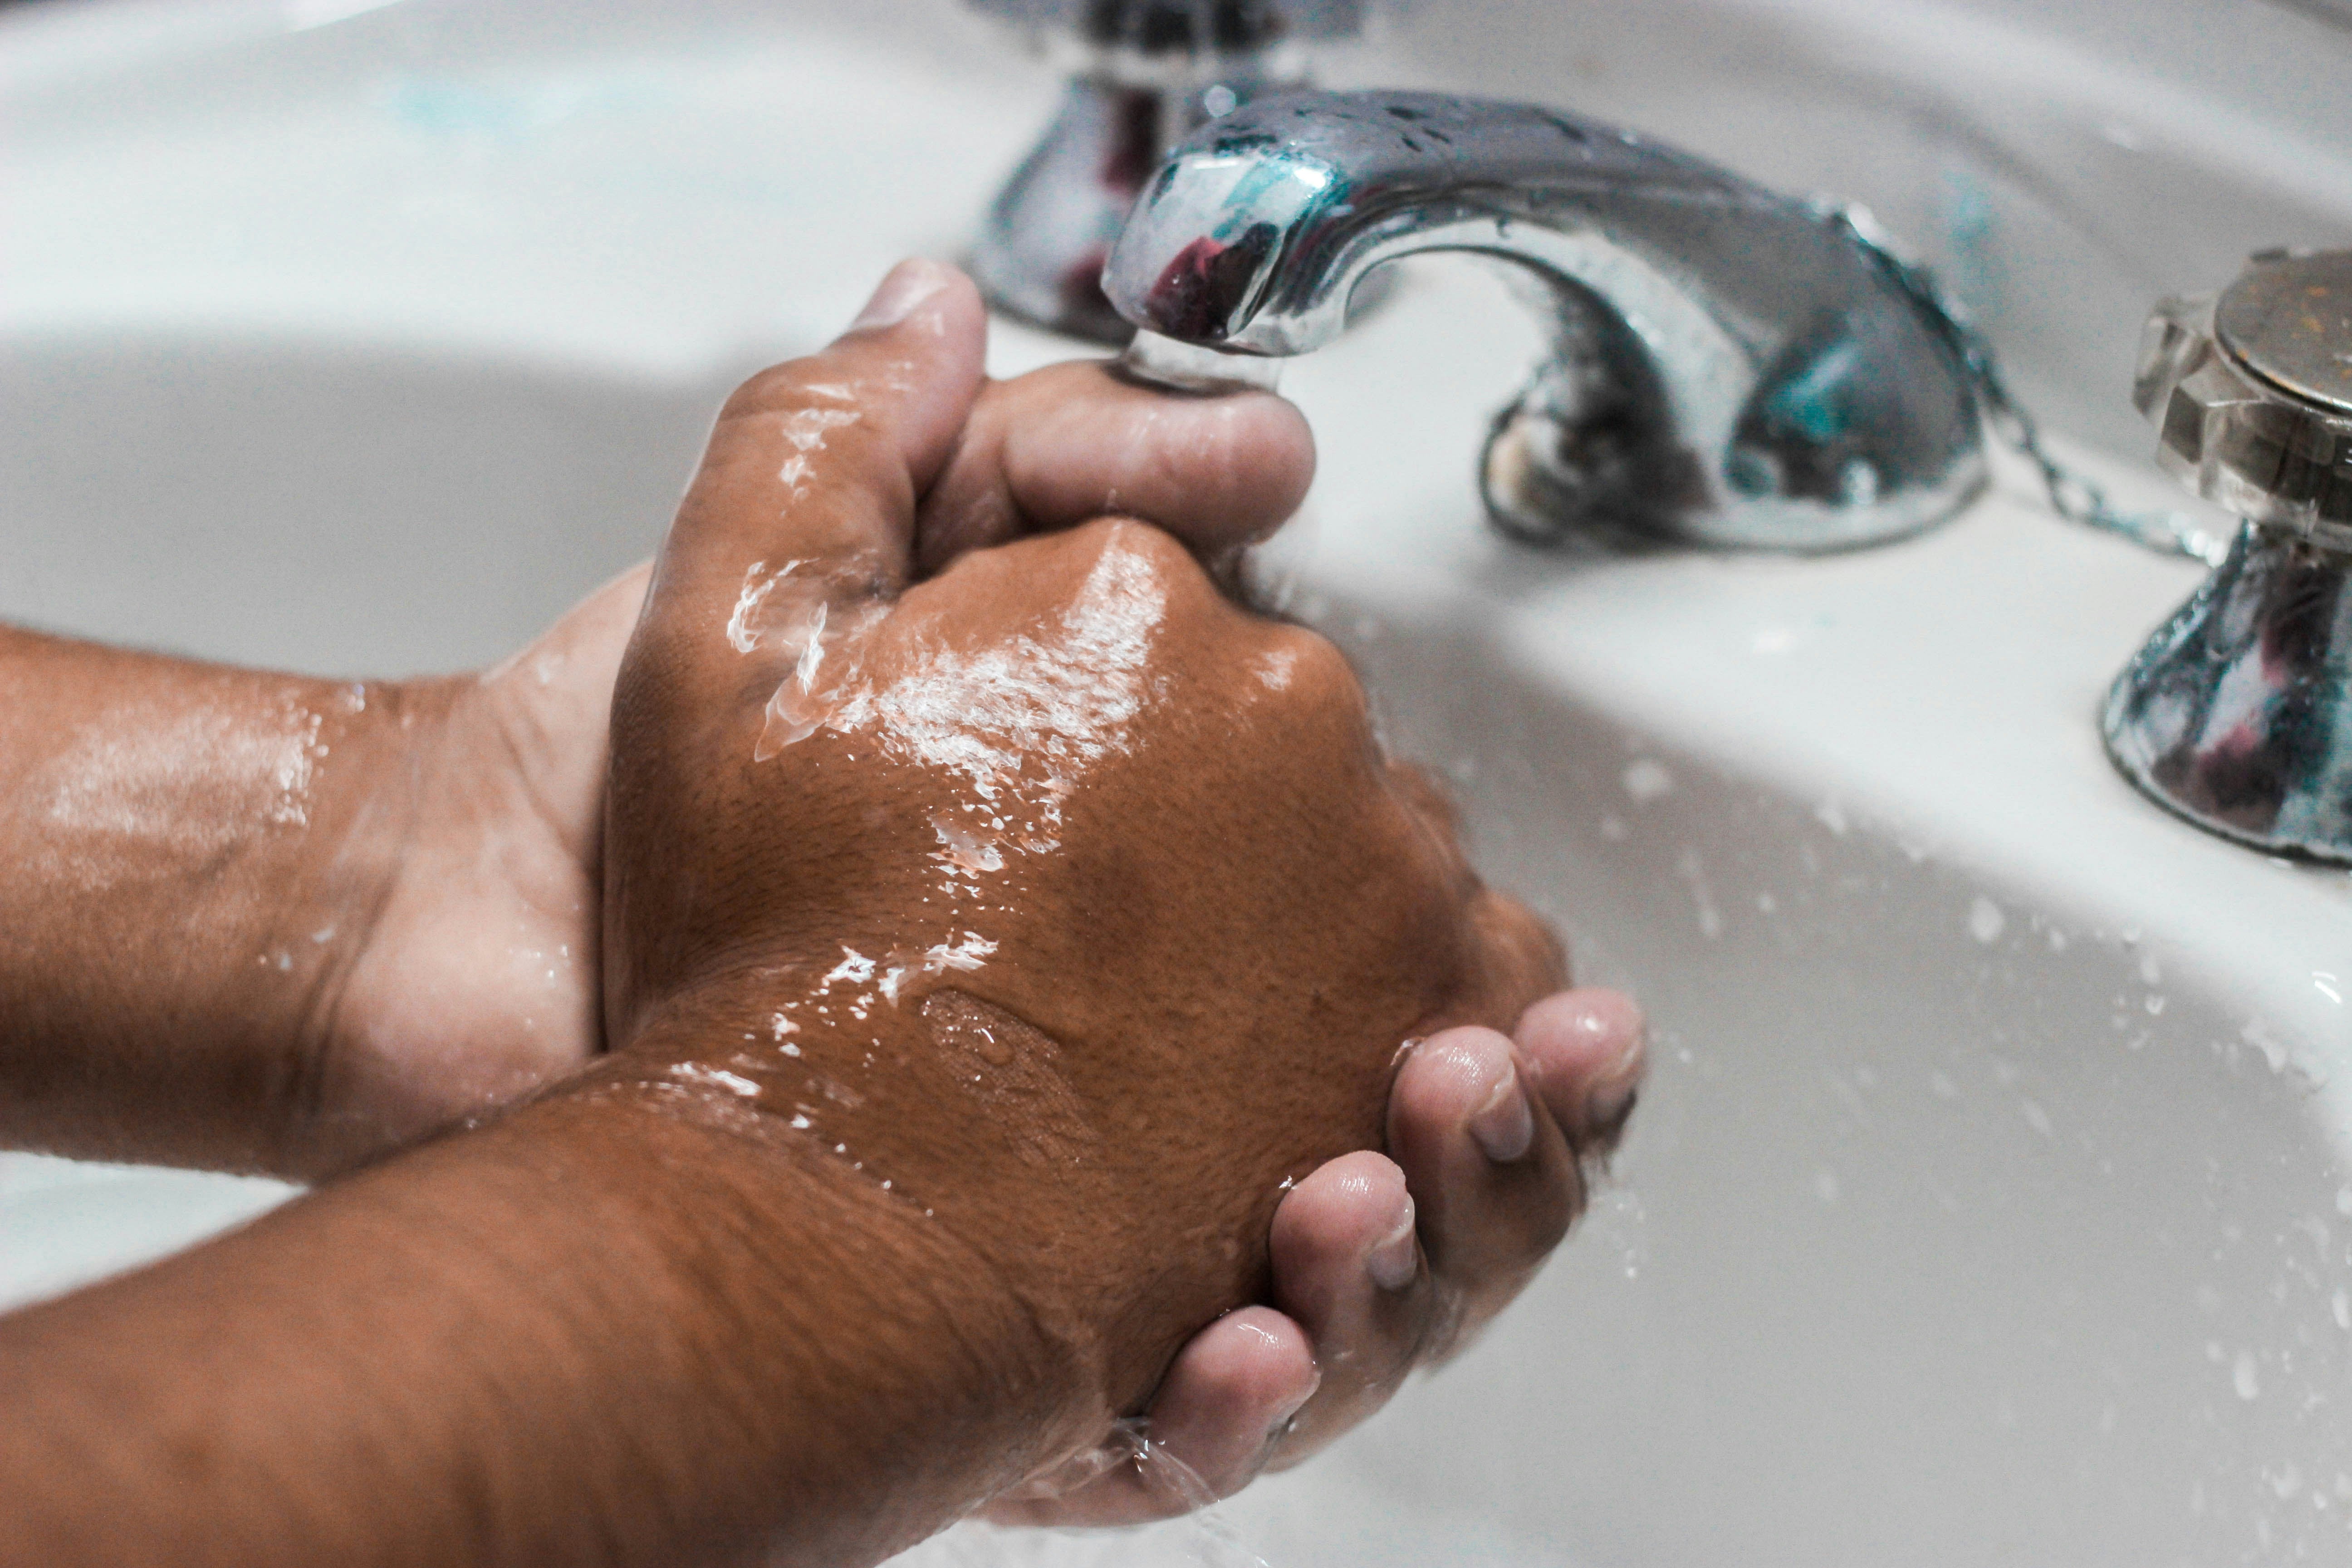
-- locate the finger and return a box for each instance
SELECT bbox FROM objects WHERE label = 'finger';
[654,258,988,624]
[981,1308,1316,1528]
[913,362,1314,574]
[1260,1151,1437,1469]
[1387,1025,1581,1352]
[1515,987,1646,1158]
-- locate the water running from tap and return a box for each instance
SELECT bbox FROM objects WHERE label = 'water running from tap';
[1117,332,1284,396]
[889,1421,1274,1568]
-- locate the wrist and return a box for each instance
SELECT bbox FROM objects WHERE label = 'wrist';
[602,984,1223,1420]
[256,675,462,1173]
[296,672,605,1175]
[524,1064,1108,1553]
[0,1064,1098,1568]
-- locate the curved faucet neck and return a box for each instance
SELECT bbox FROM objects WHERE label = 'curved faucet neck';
[1103,89,1987,552]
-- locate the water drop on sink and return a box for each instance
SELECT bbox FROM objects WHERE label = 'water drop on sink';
[1621,758,1674,803]
[2234,1350,2261,1401]
[1968,896,2005,945]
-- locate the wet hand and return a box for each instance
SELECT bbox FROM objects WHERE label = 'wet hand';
[989,989,1646,1524]
[336,258,1644,1521]
[595,257,1569,1436]
[315,272,1319,1166]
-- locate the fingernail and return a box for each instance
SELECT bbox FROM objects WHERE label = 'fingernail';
[1585,1030,1646,1137]
[1366,1196,1419,1291]
[1588,1083,1639,1140]
[1470,1066,1535,1162]
[1273,1366,1320,1430]
[849,258,951,332]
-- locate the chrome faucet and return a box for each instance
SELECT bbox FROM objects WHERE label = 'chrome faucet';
[2104,248,2352,863]
[965,0,1361,342]
[1101,89,1989,552]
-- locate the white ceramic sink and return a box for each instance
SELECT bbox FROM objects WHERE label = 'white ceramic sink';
[7,0,2352,1561]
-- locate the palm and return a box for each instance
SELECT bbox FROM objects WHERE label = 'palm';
[320,567,648,1166]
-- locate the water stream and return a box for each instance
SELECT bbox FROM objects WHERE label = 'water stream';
[889,1423,1273,1568]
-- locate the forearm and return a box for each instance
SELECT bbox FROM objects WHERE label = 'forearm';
[0,627,431,1171]
[0,1074,1085,1568]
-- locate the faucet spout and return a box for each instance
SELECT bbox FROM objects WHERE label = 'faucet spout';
[1102,89,1987,551]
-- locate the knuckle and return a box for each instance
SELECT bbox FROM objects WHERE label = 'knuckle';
[1277,629,1360,706]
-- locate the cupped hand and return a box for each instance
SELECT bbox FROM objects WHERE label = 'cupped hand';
[332,257,1642,1515]
[316,276,1322,1166]
[593,258,1635,1470]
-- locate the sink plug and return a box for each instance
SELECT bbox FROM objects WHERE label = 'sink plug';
[2105,248,2352,862]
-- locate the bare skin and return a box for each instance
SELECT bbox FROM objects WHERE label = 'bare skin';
[0,260,1646,1552]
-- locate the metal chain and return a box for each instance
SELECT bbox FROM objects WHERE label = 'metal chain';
[1827,205,2233,568]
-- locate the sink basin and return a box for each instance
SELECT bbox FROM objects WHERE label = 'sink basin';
[7,0,2352,1561]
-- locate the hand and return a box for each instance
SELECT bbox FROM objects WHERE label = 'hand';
[987,989,1645,1524]
[339,261,1645,1512]
[312,279,1323,1166]
[592,257,1576,1447]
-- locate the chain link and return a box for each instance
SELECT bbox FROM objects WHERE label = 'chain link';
[1827,206,2233,569]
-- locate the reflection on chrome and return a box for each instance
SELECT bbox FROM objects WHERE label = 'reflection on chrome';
[1102,88,1989,552]
[2106,248,2352,863]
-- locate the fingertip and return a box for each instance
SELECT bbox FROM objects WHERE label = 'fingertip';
[1271,1151,1413,1289]
[1203,1304,1321,1408]
[1516,988,1646,1147]
[1392,1026,1518,1143]
[841,256,966,336]
[1198,387,1316,536]
[833,259,988,492]
[1000,368,1315,550]
[677,260,988,594]
[1147,1306,1320,1495]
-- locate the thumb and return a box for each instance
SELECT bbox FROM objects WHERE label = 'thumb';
[651,259,987,632]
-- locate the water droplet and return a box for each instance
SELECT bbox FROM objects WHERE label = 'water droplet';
[1622,759,1674,803]
[1968,896,2006,945]
[2234,1349,2261,1400]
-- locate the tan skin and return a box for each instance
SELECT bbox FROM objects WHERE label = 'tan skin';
[0,260,1645,1557]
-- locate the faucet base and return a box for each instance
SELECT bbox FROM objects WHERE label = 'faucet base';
[1480,383,1991,554]
[2103,522,2352,864]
